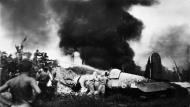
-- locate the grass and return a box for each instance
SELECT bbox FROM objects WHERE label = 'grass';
[32,83,190,107]
[33,92,190,107]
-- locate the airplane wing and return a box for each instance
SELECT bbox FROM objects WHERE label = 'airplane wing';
[135,82,172,92]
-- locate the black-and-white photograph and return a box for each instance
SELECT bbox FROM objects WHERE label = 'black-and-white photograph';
[0,0,190,107]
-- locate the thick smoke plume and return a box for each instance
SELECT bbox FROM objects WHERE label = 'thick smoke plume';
[0,0,157,69]
[0,0,50,48]
[151,25,190,69]
[50,0,157,70]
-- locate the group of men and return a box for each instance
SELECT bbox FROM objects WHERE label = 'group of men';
[0,60,109,107]
[0,49,58,107]
[0,45,110,107]
[72,71,109,96]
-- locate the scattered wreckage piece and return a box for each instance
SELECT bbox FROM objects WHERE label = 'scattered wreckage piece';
[133,82,174,99]
[132,80,190,98]
[171,82,190,89]
[170,82,190,96]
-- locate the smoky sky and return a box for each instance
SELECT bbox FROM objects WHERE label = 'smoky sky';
[50,0,157,69]
[0,0,49,48]
[151,25,190,69]
[0,0,157,69]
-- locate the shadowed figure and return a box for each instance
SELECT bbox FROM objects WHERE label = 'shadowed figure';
[0,60,41,107]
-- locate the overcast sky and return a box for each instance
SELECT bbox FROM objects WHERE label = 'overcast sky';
[0,0,190,69]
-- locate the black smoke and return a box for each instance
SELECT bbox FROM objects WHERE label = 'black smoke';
[50,0,158,70]
[0,0,49,48]
[0,0,158,70]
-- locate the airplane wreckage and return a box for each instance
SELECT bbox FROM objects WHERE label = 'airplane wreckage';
[0,41,190,100]
[58,52,190,98]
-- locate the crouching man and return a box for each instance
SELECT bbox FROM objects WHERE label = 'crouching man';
[73,72,97,95]
[94,72,108,96]
[0,60,41,107]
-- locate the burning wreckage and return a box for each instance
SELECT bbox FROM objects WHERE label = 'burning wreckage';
[60,67,190,98]
[0,41,190,104]
[52,52,190,98]
[0,0,190,107]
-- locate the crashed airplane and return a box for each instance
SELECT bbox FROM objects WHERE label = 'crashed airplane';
[58,52,190,98]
